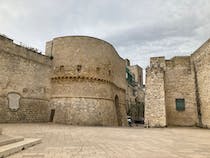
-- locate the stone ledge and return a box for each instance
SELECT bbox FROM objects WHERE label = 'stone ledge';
[0,135,24,147]
[0,138,41,157]
[51,75,126,91]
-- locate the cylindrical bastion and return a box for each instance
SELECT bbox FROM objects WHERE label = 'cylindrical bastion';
[46,36,127,126]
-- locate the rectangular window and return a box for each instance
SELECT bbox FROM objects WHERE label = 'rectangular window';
[176,99,185,111]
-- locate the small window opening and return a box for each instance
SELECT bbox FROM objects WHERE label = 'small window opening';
[77,65,82,72]
[176,99,185,111]
[60,65,64,71]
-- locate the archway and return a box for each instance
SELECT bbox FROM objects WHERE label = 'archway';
[115,95,122,126]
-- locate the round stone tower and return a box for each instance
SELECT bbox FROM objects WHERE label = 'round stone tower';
[46,36,127,126]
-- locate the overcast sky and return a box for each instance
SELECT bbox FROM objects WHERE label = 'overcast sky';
[0,0,210,70]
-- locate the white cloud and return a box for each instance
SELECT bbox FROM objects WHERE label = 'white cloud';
[0,0,209,72]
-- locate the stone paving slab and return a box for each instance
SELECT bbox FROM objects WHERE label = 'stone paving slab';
[0,135,13,142]
[0,137,41,157]
[0,135,24,146]
[0,123,210,158]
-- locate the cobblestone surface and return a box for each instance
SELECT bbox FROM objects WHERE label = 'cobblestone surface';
[0,123,210,158]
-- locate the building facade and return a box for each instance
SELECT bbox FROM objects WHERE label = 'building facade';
[0,35,127,126]
[125,59,145,122]
[145,39,210,128]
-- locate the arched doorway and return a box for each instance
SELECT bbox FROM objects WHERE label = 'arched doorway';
[115,95,122,126]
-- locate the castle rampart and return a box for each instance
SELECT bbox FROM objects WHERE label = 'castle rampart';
[145,39,210,128]
[47,36,127,126]
[0,35,52,122]
[0,35,127,126]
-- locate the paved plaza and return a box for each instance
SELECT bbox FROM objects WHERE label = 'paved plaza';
[0,123,210,158]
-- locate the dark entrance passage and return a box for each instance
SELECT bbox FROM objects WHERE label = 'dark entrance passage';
[49,109,55,122]
[115,95,122,126]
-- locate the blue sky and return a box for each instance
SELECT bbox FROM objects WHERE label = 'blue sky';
[0,0,210,70]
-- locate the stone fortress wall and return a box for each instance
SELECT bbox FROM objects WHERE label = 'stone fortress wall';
[164,57,198,126]
[0,35,127,126]
[191,39,210,127]
[145,57,167,127]
[46,36,127,126]
[2,31,209,128]
[0,35,52,122]
[145,39,210,128]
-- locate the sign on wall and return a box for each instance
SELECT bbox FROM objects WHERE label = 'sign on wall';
[7,93,21,111]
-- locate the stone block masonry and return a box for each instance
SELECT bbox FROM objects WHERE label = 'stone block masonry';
[145,39,210,128]
[0,35,127,126]
[47,36,127,126]
[145,57,166,127]
[0,35,51,123]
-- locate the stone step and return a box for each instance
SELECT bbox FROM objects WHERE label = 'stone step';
[0,138,41,158]
[0,135,24,147]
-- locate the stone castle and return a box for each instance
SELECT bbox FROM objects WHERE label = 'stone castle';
[1,32,209,128]
[0,35,131,126]
[145,39,210,128]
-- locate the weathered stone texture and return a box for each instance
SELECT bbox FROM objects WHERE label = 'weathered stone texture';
[47,36,127,126]
[145,39,210,128]
[47,36,126,90]
[0,35,51,122]
[0,35,128,126]
[145,57,166,127]
[165,57,198,126]
[52,98,117,126]
[191,39,210,128]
